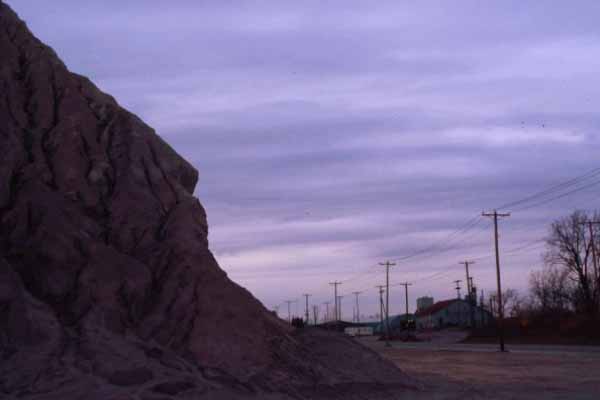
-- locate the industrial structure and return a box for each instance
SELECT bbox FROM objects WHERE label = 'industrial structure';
[415,298,492,330]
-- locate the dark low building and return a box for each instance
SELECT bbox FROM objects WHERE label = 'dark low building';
[415,299,492,329]
[374,313,415,334]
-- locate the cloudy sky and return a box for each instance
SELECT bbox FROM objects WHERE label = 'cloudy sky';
[10,1,600,320]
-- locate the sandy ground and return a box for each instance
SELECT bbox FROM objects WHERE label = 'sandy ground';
[360,337,600,400]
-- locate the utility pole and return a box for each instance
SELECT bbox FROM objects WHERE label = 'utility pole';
[375,285,385,332]
[285,300,293,324]
[469,276,476,328]
[469,277,474,296]
[337,296,344,321]
[483,210,510,352]
[329,282,342,322]
[460,261,475,299]
[398,283,412,316]
[303,294,311,324]
[453,280,462,299]
[352,291,362,323]
[379,261,396,346]
[460,260,476,328]
[312,305,319,325]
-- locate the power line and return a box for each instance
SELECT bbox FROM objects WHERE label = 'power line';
[395,215,484,262]
[279,166,600,320]
[496,167,600,211]
[511,179,600,212]
[332,168,600,291]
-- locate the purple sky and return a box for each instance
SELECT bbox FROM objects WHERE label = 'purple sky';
[10,1,600,320]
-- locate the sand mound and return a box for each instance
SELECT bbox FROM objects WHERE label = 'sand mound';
[0,2,413,398]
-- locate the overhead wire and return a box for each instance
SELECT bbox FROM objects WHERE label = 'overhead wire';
[277,165,600,310]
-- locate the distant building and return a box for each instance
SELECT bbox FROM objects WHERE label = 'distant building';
[416,296,434,312]
[415,299,492,330]
[373,313,415,334]
[344,326,374,336]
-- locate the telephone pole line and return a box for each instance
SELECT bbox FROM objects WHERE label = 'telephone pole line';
[337,295,344,321]
[483,209,510,352]
[329,281,342,322]
[375,285,386,332]
[303,294,311,324]
[379,260,396,346]
[469,277,474,294]
[352,291,362,323]
[398,283,412,316]
[453,280,462,299]
[460,260,476,328]
[460,261,475,298]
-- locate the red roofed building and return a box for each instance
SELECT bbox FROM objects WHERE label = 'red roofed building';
[415,298,492,330]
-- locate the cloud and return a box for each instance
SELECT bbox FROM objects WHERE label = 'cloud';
[8,0,600,318]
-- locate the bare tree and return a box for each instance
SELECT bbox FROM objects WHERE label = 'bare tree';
[488,289,524,318]
[544,210,600,315]
[529,265,573,314]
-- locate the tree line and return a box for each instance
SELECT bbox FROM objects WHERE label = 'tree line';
[489,210,600,320]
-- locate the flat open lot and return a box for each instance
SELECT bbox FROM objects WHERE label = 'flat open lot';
[359,337,600,399]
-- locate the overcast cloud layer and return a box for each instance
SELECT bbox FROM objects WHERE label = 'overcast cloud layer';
[10,1,600,320]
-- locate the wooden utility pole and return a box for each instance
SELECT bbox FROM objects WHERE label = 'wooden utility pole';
[469,277,474,295]
[303,294,311,324]
[460,261,474,299]
[469,277,476,327]
[379,261,396,346]
[337,296,344,321]
[398,283,412,316]
[483,210,510,352]
[352,291,362,323]
[460,261,476,328]
[329,282,342,322]
[312,305,319,325]
[453,280,462,299]
[375,285,386,335]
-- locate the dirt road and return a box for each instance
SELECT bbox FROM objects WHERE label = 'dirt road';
[360,337,600,399]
